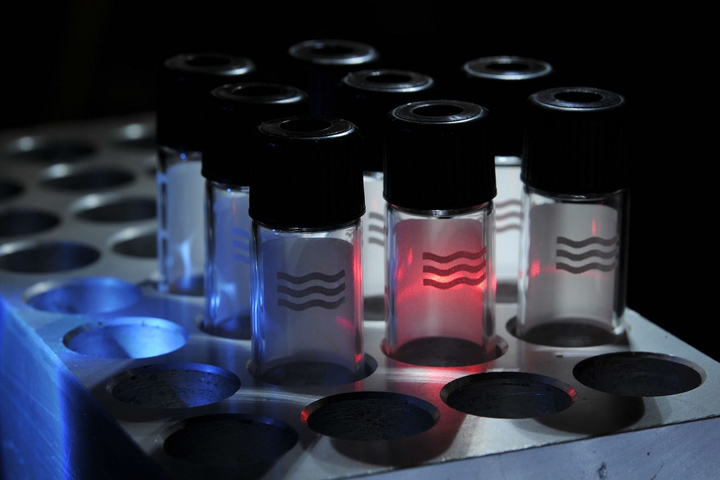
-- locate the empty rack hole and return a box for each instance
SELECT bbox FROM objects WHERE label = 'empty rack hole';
[0,240,100,273]
[107,363,241,409]
[0,208,60,237]
[63,316,188,359]
[111,229,157,258]
[4,136,96,163]
[573,351,705,397]
[161,413,298,471]
[0,178,24,202]
[75,196,156,222]
[441,371,576,418]
[25,276,142,314]
[301,391,439,441]
[40,165,135,191]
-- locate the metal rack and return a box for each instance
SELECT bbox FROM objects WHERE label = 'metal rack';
[1,114,718,480]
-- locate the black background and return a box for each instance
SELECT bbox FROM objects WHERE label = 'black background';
[2,3,715,360]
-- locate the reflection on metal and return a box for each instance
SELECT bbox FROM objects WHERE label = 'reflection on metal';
[1,114,720,480]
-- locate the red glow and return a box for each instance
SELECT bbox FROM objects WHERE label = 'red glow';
[530,259,541,277]
[390,218,491,347]
[592,218,597,235]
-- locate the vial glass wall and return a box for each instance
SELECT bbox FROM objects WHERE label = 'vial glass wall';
[517,86,629,347]
[336,68,438,319]
[456,55,554,303]
[201,82,309,339]
[382,100,498,367]
[155,53,256,295]
[518,188,628,346]
[248,116,366,387]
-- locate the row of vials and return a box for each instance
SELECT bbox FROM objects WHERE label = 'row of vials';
[154,39,628,387]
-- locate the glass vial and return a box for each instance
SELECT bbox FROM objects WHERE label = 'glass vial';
[248,116,365,387]
[156,53,256,295]
[287,39,380,117]
[383,100,497,367]
[201,82,309,339]
[458,56,554,303]
[335,68,438,319]
[517,86,629,347]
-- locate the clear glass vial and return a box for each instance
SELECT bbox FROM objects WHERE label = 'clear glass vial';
[287,38,380,117]
[248,116,365,387]
[201,82,309,339]
[517,86,629,347]
[335,68,438,319]
[156,53,256,296]
[383,100,497,367]
[458,55,554,303]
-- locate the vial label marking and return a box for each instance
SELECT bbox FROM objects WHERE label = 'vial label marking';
[231,227,251,264]
[367,212,385,246]
[495,199,522,233]
[276,270,347,311]
[556,235,619,274]
[422,249,487,289]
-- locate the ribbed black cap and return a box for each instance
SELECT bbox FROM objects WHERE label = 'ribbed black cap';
[250,117,365,229]
[384,100,496,211]
[201,82,310,186]
[156,53,257,151]
[286,39,380,116]
[522,86,628,195]
[336,69,438,172]
[459,56,554,160]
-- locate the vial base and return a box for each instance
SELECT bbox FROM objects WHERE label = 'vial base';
[517,319,624,348]
[383,336,500,367]
[200,315,252,340]
[248,360,365,388]
[166,274,204,297]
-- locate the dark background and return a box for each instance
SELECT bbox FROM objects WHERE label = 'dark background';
[1,3,715,360]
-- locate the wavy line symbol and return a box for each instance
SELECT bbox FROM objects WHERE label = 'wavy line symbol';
[231,227,250,264]
[276,270,346,310]
[366,211,385,247]
[556,235,618,274]
[422,248,487,290]
[496,199,521,234]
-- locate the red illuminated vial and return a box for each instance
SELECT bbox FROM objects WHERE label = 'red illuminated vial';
[382,100,498,367]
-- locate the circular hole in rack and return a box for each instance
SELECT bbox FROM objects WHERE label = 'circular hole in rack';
[302,391,440,441]
[381,335,508,368]
[161,413,298,469]
[441,371,577,418]
[248,355,378,388]
[75,196,156,222]
[63,316,188,359]
[25,276,142,314]
[0,240,100,273]
[0,208,60,237]
[573,351,705,397]
[107,363,241,409]
[111,122,156,150]
[40,164,135,192]
[111,227,157,258]
[0,178,24,202]
[4,135,96,163]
